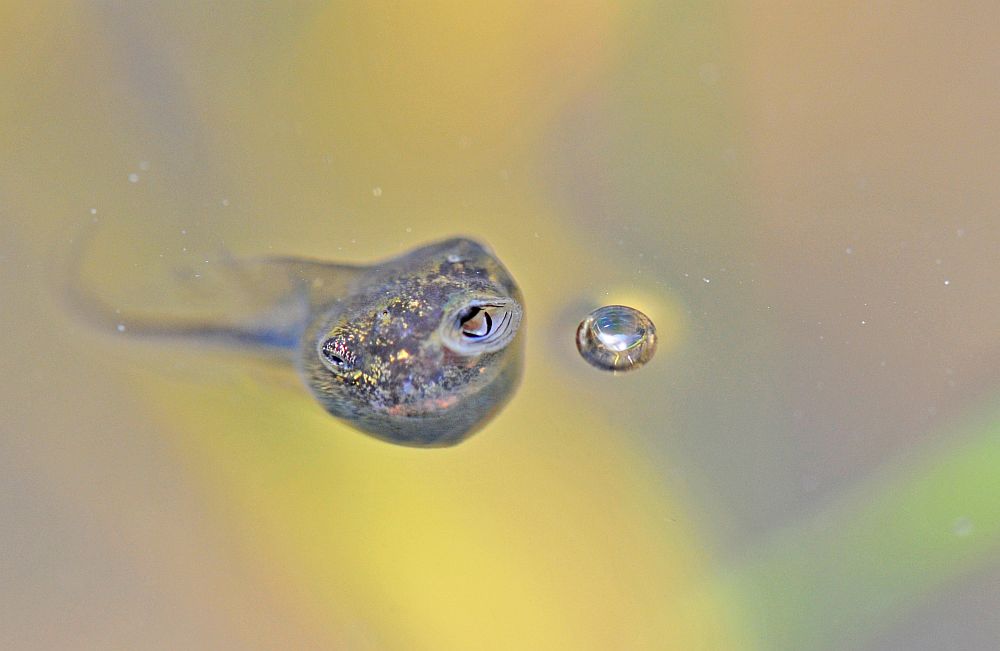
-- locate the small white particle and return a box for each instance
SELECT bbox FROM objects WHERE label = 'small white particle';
[702,277,711,283]
[372,186,382,197]
[698,62,719,85]
[861,320,867,325]
[405,227,412,233]
[89,208,97,215]
[116,324,126,332]
[845,247,853,255]
[944,280,950,285]
[128,173,139,183]
[221,198,230,207]
[181,229,187,235]
[139,160,150,171]
[952,516,974,537]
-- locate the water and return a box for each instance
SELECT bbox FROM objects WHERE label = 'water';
[2,4,999,650]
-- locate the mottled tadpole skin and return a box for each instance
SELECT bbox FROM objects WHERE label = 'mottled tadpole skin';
[299,238,524,447]
[70,236,524,448]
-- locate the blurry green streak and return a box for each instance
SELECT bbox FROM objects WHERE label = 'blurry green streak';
[721,407,1000,650]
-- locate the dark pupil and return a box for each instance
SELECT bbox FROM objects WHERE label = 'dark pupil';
[461,307,492,338]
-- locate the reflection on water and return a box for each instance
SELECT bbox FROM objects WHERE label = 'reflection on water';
[3,3,999,650]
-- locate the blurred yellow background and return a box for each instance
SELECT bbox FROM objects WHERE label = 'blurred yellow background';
[2,2,998,650]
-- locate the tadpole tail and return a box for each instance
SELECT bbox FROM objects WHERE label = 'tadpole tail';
[57,219,305,351]
[57,219,367,353]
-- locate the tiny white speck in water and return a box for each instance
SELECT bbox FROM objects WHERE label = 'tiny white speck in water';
[944,279,950,285]
[139,160,150,171]
[702,277,711,283]
[116,324,126,332]
[372,186,382,197]
[861,320,867,325]
[405,227,412,233]
[128,173,139,183]
[181,229,187,235]
[952,516,974,537]
[698,62,720,85]
[89,208,97,215]
[221,198,230,207]
[845,247,853,255]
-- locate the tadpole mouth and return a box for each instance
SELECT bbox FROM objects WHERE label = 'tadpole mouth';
[440,297,522,355]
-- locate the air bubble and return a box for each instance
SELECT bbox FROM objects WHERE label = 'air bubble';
[576,305,657,372]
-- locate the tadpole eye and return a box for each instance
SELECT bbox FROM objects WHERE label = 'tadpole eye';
[460,307,493,338]
[320,337,355,372]
[442,299,521,355]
